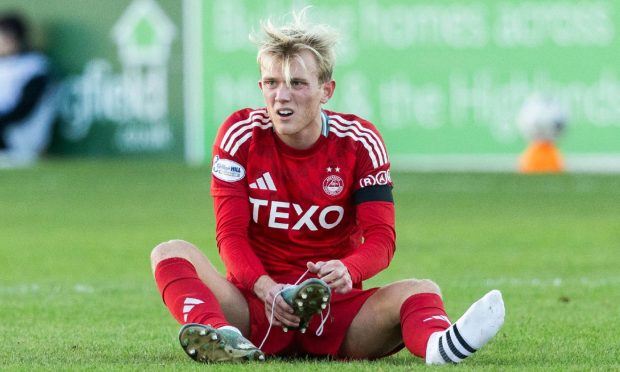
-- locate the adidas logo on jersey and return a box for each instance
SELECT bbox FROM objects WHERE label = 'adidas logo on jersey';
[249,172,277,191]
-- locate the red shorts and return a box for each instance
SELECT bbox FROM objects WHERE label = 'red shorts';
[238,285,379,358]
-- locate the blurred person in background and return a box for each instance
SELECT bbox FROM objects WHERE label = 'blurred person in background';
[0,12,56,168]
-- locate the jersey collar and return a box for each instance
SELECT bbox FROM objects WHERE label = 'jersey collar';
[321,111,330,137]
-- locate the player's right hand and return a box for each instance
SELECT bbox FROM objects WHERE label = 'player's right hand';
[264,283,300,328]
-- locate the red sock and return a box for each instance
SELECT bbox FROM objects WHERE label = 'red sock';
[400,293,451,358]
[154,257,229,328]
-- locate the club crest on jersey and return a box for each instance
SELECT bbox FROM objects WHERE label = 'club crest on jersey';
[212,156,245,182]
[323,175,344,196]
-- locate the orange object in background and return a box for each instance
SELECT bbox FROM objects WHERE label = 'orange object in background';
[519,141,564,173]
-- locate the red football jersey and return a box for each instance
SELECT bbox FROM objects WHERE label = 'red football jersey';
[211,108,395,289]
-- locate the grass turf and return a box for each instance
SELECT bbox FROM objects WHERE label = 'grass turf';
[1,159,619,370]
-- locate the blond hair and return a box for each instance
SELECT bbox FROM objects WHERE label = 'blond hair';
[252,8,338,85]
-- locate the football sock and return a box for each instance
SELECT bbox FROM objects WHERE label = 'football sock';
[154,257,229,328]
[400,293,451,358]
[425,289,505,365]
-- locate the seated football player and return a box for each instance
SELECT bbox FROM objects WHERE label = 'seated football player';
[150,9,505,364]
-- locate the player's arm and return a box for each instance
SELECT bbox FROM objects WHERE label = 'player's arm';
[310,189,395,293]
[211,109,299,326]
[340,123,397,283]
[211,110,270,291]
[309,119,396,293]
[213,194,268,290]
[215,194,300,327]
[214,194,283,299]
[341,189,396,283]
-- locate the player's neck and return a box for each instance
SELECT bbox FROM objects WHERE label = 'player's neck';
[276,116,323,150]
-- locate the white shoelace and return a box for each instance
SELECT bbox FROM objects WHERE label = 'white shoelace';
[258,270,331,350]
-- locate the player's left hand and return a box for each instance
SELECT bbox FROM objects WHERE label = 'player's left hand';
[307,260,352,294]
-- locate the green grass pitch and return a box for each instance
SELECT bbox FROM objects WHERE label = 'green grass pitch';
[1,160,619,370]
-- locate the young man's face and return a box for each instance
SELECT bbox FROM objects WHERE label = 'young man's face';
[259,50,335,149]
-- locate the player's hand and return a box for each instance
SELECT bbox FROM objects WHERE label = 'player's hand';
[307,260,352,294]
[264,283,300,328]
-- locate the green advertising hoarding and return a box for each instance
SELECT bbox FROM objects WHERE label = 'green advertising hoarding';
[1,0,185,157]
[3,0,619,170]
[196,0,620,171]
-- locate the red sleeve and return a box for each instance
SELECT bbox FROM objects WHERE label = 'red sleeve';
[211,108,255,198]
[214,194,268,291]
[340,201,396,283]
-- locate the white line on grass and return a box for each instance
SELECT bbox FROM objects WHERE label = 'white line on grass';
[0,283,95,294]
[2,277,619,295]
[477,276,620,288]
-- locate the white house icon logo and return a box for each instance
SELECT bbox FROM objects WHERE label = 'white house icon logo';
[59,0,177,153]
[112,0,176,67]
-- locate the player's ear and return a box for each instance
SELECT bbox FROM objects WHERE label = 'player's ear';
[320,80,336,104]
[258,80,263,91]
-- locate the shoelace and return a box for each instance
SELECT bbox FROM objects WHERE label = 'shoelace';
[258,270,331,350]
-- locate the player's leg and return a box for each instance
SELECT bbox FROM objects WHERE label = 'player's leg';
[151,239,264,362]
[151,239,249,332]
[340,279,505,364]
[339,278,443,359]
[425,289,504,365]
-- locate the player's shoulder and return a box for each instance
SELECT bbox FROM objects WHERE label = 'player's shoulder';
[325,109,389,169]
[215,107,272,154]
[325,110,382,135]
[220,107,270,129]
[324,109,385,145]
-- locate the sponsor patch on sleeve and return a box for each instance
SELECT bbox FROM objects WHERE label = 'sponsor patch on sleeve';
[359,170,391,188]
[212,156,245,182]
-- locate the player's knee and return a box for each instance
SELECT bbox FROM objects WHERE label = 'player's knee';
[369,279,443,325]
[150,239,198,269]
[399,278,442,298]
[413,278,441,295]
